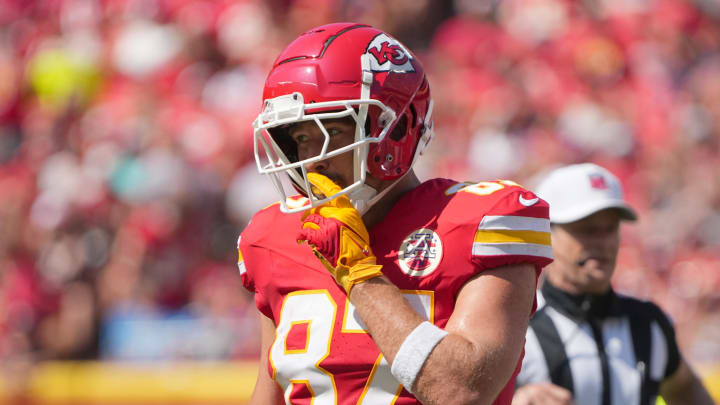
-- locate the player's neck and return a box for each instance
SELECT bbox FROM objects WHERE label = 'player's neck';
[362,171,421,229]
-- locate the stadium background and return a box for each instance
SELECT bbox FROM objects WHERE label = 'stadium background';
[0,0,719,403]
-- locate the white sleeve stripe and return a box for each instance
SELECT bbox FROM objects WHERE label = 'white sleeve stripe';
[472,243,554,259]
[478,215,550,233]
[237,261,247,275]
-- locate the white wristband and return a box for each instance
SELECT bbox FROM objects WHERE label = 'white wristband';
[390,321,448,393]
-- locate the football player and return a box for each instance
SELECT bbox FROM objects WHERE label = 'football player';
[239,23,553,405]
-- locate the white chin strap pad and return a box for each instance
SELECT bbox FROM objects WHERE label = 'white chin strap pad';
[350,168,412,215]
[349,184,378,215]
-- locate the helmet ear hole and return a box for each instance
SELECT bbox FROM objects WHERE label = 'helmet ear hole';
[389,114,408,141]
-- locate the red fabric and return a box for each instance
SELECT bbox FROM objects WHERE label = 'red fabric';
[239,178,552,405]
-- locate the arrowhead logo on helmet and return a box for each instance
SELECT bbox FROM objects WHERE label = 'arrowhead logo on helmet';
[366,34,415,73]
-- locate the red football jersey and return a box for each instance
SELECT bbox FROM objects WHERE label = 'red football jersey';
[238,178,553,405]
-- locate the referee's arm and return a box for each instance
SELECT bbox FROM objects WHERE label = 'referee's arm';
[660,357,716,405]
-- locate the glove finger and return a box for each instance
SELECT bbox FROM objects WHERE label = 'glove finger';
[308,173,355,209]
[301,206,330,222]
[303,213,325,227]
[306,173,356,210]
[332,194,354,209]
[306,212,351,239]
[298,215,333,247]
[307,173,342,198]
[298,226,339,266]
[298,226,324,247]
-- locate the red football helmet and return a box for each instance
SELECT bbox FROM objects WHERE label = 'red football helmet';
[253,22,434,213]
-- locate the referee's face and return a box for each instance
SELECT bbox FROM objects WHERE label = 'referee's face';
[549,209,622,295]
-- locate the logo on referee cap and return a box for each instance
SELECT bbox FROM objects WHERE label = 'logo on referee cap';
[398,228,443,277]
[589,173,609,190]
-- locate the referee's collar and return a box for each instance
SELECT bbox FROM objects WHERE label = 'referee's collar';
[541,281,620,321]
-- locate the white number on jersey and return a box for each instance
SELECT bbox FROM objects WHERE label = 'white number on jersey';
[269,290,434,404]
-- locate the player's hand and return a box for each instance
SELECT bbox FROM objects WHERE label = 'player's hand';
[512,383,575,405]
[297,173,383,294]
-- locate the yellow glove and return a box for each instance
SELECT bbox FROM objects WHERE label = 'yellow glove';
[297,173,384,294]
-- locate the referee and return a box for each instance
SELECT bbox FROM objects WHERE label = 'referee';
[513,163,715,405]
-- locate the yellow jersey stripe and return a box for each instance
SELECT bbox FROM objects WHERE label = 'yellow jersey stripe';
[474,229,551,246]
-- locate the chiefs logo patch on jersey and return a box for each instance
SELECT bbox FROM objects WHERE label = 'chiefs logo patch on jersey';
[398,228,443,277]
[366,33,415,73]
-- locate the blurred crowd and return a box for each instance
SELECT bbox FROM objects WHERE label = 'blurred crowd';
[0,0,719,389]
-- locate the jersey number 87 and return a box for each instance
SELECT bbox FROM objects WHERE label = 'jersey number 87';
[270,289,434,404]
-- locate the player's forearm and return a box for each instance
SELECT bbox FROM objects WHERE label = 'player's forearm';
[349,276,426,362]
[349,277,511,405]
[411,333,509,405]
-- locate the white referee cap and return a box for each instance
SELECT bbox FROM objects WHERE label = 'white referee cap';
[535,163,637,224]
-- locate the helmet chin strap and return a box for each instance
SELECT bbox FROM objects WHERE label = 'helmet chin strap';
[351,100,433,216]
[350,54,375,215]
[348,183,378,215]
[349,170,410,215]
[347,54,422,216]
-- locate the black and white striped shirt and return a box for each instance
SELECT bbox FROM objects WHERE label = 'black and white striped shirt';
[517,281,680,405]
